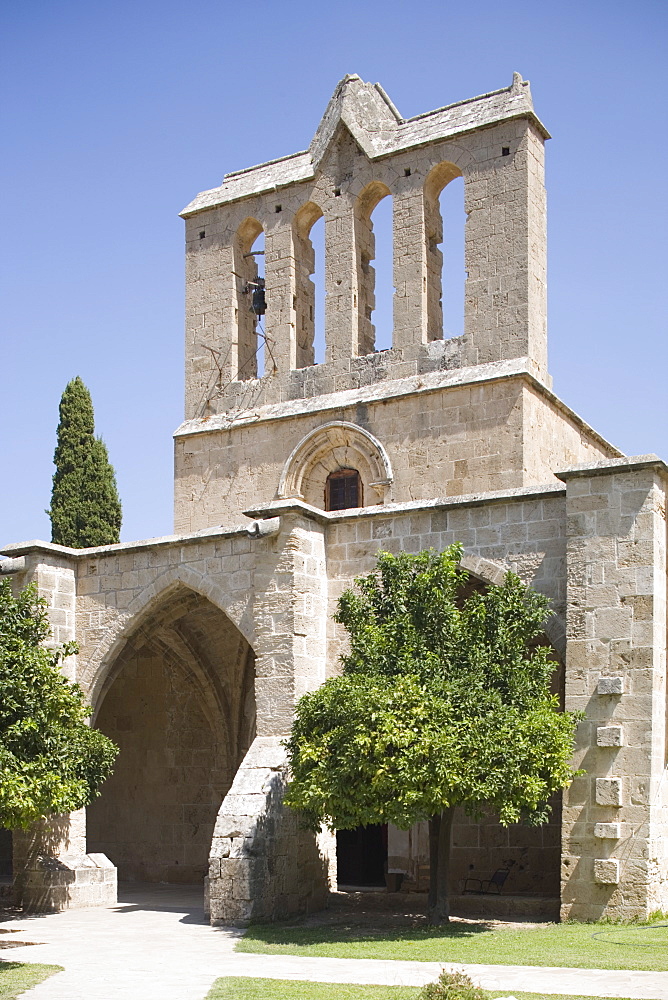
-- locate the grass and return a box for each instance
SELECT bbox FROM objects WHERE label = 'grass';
[205,980,417,999]
[204,979,654,1000]
[0,960,63,999]
[236,919,668,972]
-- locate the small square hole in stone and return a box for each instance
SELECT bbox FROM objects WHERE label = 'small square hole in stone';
[404,167,411,177]
[275,204,282,213]
[199,230,206,239]
[334,187,341,197]
[502,147,510,156]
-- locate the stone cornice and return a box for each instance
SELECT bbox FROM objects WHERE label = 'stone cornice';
[174,357,621,460]
[0,524,252,561]
[556,455,668,481]
[243,481,566,525]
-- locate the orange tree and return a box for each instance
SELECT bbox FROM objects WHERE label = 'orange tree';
[0,579,117,828]
[284,545,580,924]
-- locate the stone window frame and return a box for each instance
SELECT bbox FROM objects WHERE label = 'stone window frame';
[277,420,393,510]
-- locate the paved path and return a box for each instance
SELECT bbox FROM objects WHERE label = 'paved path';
[1,884,666,1000]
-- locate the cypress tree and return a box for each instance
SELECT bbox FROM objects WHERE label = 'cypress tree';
[48,377,122,547]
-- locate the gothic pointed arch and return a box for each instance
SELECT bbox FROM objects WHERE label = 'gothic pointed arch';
[80,563,254,708]
[459,550,565,658]
[86,582,256,885]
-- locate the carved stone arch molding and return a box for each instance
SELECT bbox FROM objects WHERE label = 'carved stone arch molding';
[459,551,565,659]
[278,420,393,509]
[81,562,254,710]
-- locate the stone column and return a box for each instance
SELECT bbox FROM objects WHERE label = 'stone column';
[462,115,548,380]
[324,200,358,363]
[6,550,117,911]
[558,457,668,920]
[393,175,430,349]
[264,216,297,374]
[207,512,336,925]
[183,209,238,418]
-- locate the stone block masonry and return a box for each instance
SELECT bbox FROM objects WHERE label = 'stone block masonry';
[2,75,666,924]
[558,457,668,921]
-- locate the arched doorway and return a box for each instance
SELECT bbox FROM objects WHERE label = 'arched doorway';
[86,586,255,884]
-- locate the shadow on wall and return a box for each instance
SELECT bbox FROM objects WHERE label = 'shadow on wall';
[86,585,256,886]
[208,751,334,926]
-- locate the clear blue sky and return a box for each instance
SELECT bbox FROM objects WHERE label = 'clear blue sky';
[2,0,666,546]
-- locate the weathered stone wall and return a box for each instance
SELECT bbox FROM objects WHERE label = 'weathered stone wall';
[207,514,332,922]
[523,384,621,485]
[174,374,616,534]
[208,737,336,926]
[181,75,550,418]
[4,554,116,911]
[322,485,569,676]
[559,458,668,921]
[87,646,231,883]
[2,514,336,920]
[389,800,561,901]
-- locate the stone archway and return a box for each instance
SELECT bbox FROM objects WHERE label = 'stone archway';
[86,585,256,885]
[278,420,393,509]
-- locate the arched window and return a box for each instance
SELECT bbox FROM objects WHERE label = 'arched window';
[325,468,362,511]
[294,202,324,368]
[424,163,465,341]
[234,218,265,380]
[355,182,392,356]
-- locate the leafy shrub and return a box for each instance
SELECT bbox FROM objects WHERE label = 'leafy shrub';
[418,969,488,999]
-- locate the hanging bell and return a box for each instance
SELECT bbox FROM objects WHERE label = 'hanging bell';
[249,277,265,315]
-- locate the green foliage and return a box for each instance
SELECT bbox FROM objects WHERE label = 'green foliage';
[0,962,64,999]
[205,979,418,999]
[48,376,122,547]
[285,546,580,832]
[418,970,486,1000]
[0,579,118,829]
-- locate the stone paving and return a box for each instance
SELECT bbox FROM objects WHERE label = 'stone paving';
[1,885,666,1000]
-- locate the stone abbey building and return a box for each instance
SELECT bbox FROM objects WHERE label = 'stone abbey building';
[2,74,667,924]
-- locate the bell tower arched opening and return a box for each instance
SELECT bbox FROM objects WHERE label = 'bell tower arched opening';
[355,181,392,356]
[424,162,464,342]
[294,202,324,369]
[86,586,256,885]
[235,218,265,380]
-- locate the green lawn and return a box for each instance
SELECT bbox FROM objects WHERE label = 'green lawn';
[206,980,417,999]
[204,979,653,1000]
[236,919,668,972]
[0,961,63,999]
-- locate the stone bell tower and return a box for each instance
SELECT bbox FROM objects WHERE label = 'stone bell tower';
[173,72,569,538]
[3,73,664,925]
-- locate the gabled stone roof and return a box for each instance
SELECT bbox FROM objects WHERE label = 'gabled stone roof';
[180,72,549,217]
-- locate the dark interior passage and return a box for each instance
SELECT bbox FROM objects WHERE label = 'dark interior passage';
[87,587,255,884]
[337,824,387,887]
[0,829,12,881]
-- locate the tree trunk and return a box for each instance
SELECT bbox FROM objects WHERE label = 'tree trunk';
[427,806,454,924]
